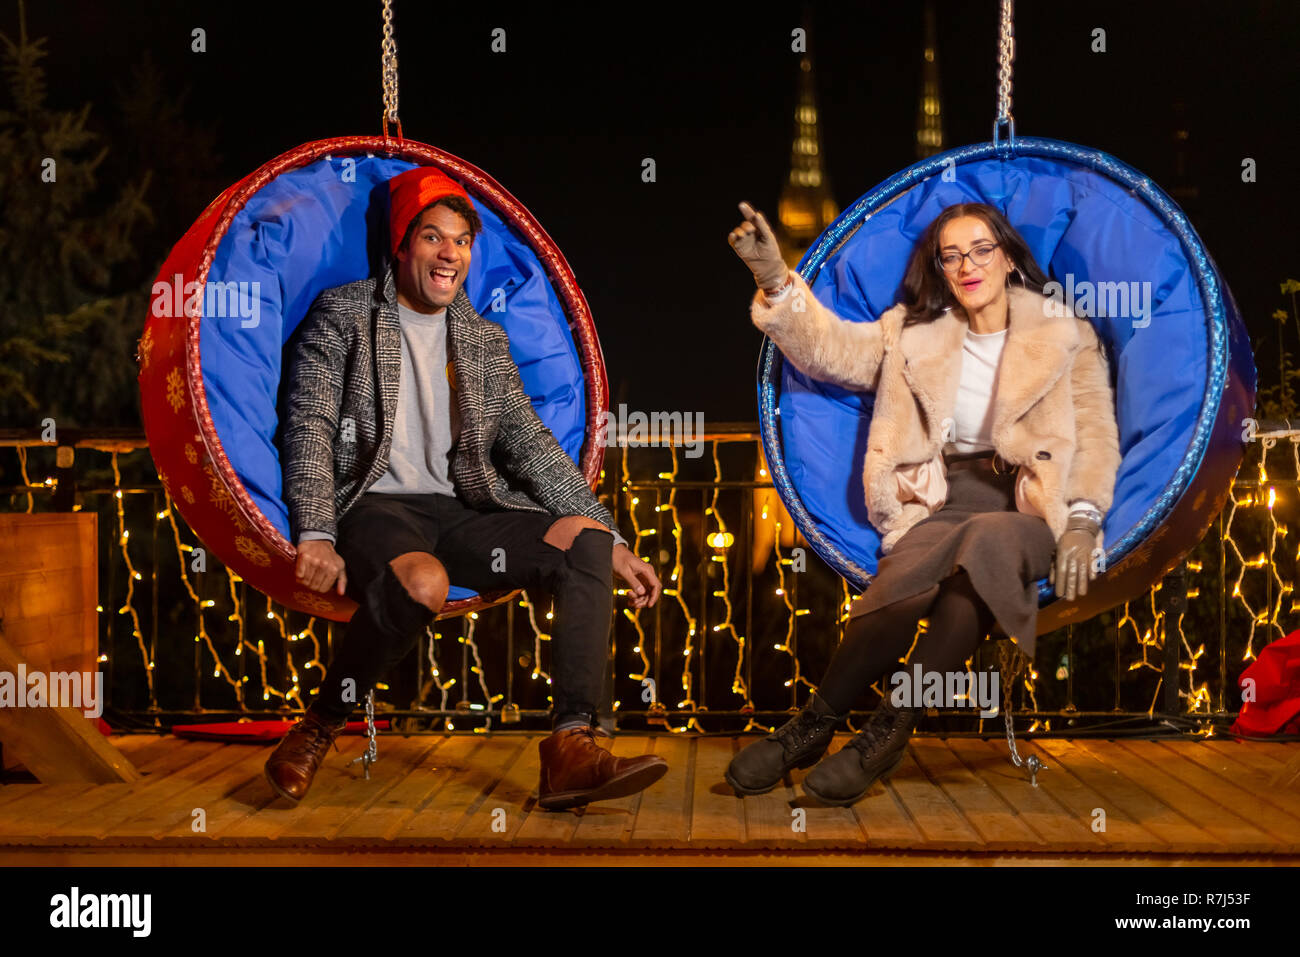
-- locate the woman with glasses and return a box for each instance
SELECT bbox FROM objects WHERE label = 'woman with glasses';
[723,201,1121,806]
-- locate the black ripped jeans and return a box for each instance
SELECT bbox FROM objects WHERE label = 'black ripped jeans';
[311,492,614,729]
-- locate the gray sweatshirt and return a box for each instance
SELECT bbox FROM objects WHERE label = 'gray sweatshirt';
[298,303,628,548]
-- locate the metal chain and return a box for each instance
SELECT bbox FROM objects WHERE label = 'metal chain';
[381,0,400,133]
[350,689,379,779]
[996,0,1015,124]
[1003,701,1047,787]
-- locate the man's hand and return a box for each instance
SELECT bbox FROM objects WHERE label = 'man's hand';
[1049,515,1101,601]
[613,543,661,610]
[296,539,348,596]
[728,201,791,294]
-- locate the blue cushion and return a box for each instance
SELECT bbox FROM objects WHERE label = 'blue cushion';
[761,137,1235,603]
[201,155,586,602]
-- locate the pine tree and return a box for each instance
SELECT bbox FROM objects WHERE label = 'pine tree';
[0,0,150,428]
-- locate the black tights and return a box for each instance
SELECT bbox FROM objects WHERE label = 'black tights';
[815,567,997,714]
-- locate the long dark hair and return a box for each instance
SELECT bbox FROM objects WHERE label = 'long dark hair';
[900,202,1050,326]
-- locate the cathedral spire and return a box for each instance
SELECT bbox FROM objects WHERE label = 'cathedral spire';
[777,21,838,268]
[915,0,945,159]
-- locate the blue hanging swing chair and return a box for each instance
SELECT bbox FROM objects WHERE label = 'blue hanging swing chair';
[758,133,1257,637]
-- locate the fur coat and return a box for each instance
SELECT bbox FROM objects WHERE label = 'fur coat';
[752,275,1122,555]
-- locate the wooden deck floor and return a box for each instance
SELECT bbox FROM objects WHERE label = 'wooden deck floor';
[1,732,1297,865]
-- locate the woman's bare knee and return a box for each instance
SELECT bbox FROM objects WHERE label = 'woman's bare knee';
[388,551,449,612]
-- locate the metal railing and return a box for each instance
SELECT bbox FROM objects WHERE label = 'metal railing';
[0,424,1290,735]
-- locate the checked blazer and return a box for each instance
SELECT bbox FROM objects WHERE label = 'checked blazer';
[279,265,621,546]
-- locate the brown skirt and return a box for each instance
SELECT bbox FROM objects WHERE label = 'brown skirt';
[847,463,1058,658]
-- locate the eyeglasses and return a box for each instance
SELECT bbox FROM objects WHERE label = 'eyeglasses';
[937,242,1000,273]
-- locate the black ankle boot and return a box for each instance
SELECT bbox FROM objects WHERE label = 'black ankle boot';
[801,699,918,806]
[725,691,845,795]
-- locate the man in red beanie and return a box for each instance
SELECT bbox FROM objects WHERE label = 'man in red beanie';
[270,166,666,810]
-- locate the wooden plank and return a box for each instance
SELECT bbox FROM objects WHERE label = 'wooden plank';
[0,785,103,838]
[1,741,222,842]
[907,737,1044,851]
[277,735,442,842]
[107,734,176,767]
[1162,739,1300,817]
[687,737,745,848]
[884,744,985,849]
[33,741,229,841]
[161,744,286,840]
[456,734,544,845]
[565,734,653,848]
[626,734,693,847]
[0,513,98,776]
[220,736,371,842]
[1118,740,1300,850]
[737,742,802,848]
[784,741,869,850]
[18,731,1293,858]
[1035,739,1219,852]
[1233,740,1300,766]
[333,734,474,843]
[0,513,97,676]
[850,774,925,849]
[0,513,97,576]
[1175,739,1300,819]
[958,738,1108,851]
[107,732,169,750]
[1016,739,1154,851]
[0,782,53,809]
[1203,738,1290,769]
[107,744,282,840]
[394,736,529,843]
[1068,738,1275,851]
[0,632,138,784]
[1269,751,1300,789]
[0,605,91,642]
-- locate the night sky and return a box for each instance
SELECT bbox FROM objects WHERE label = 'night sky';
[28,0,1300,423]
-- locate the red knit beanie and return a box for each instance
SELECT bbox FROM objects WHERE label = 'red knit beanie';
[388,166,472,258]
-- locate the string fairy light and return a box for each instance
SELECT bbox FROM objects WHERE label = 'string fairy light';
[420,624,454,724]
[110,452,153,701]
[707,441,753,717]
[22,424,1292,731]
[617,450,654,697]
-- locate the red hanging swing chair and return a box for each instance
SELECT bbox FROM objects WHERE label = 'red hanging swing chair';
[137,127,608,623]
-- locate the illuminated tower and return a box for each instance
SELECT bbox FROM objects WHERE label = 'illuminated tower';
[777,50,838,269]
[916,0,945,159]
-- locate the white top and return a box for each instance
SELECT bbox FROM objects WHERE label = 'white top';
[949,326,1007,454]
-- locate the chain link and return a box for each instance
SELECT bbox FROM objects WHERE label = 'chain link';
[350,688,379,779]
[996,0,1015,124]
[381,0,400,133]
[1002,701,1047,787]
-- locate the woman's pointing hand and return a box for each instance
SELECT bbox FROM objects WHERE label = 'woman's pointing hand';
[729,201,791,295]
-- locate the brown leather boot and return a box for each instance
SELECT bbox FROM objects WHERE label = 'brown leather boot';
[264,710,347,802]
[537,725,668,811]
